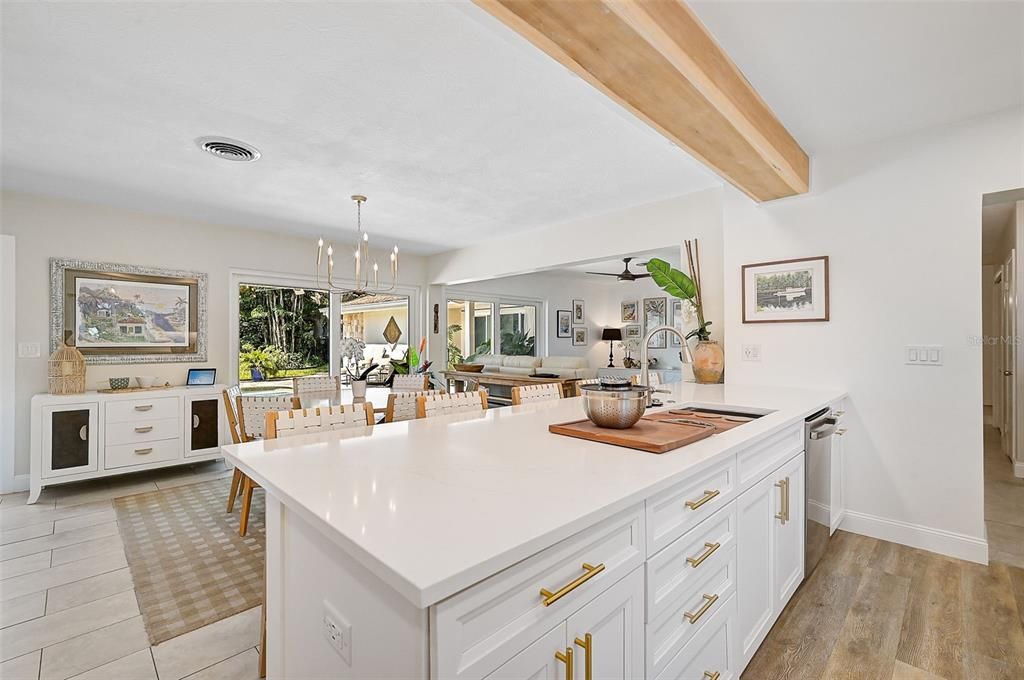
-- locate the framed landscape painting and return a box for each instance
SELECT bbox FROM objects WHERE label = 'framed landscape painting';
[51,258,207,364]
[643,297,667,349]
[556,310,572,338]
[621,300,638,323]
[742,256,829,323]
[624,324,641,340]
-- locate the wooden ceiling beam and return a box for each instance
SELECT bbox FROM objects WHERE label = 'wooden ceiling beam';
[473,0,809,201]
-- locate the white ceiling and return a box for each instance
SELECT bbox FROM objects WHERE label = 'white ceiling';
[558,248,681,276]
[689,1,1024,154]
[0,1,719,254]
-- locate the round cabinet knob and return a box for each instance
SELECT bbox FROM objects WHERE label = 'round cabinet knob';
[1005,370,1014,376]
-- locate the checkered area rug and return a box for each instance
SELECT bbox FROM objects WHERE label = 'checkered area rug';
[114,477,265,645]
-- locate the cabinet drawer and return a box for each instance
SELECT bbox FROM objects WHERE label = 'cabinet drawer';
[656,594,737,680]
[105,438,181,469]
[105,418,180,446]
[105,397,180,424]
[648,545,737,679]
[647,456,736,556]
[736,423,802,488]
[431,504,645,680]
[647,500,737,621]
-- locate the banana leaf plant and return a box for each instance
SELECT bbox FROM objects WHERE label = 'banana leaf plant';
[645,256,712,341]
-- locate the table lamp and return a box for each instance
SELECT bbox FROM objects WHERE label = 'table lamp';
[601,328,623,368]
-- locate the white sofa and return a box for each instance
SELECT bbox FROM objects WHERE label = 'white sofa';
[476,355,596,379]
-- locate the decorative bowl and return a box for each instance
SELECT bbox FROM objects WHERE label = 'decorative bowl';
[453,364,484,373]
[135,376,157,388]
[108,377,130,390]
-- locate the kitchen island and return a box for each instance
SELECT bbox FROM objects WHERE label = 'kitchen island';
[222,382,846,680]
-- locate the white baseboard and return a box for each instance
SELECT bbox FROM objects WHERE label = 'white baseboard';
[6,474,30,494]
[1015,461,1024,478]
[840,509,988,565]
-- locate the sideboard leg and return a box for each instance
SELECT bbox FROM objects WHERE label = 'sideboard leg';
[27,484,42,505]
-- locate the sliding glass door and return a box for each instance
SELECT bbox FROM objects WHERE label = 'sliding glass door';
[447,300,494,368]
[499,303,537,356]
[237,284,330,385]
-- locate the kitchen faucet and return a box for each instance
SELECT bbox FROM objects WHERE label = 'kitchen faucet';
[640,325,694,407]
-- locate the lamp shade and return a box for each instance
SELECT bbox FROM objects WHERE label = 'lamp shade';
[601,328,623,342]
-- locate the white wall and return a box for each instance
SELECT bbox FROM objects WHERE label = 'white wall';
[722,109,1024,561]
[0,191,428,480]
[1,236,16,493]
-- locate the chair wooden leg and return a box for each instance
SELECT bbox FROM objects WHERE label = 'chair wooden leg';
[239,476,255,537]
[227,468,242,513]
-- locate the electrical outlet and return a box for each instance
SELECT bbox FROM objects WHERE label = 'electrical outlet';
[742,344,761,361]
[18,342,40,358]
[322,601,352,666]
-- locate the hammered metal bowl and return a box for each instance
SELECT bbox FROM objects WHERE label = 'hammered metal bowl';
[580,379,649,429]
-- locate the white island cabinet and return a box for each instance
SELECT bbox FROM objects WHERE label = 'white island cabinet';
[225,382,841,680]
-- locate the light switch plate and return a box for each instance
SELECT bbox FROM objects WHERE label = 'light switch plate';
[905,345,943,366]
[742,344,761,361]
[18,342,41,358]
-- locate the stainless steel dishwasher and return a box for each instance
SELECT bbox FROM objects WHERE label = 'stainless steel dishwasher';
[804,407,839,579]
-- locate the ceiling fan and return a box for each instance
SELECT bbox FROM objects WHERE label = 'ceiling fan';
[586,257,651,281]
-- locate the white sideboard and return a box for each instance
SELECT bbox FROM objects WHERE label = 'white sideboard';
[28,384,227,503]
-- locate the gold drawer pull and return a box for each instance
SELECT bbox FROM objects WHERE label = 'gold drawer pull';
[684,593,719,624]
[704,672,721,680]
[134,426,153,433]
[134,405,153,412]
[686,541,721,568]
[540,562,605,607]
[574,633,592,680]
[685,489,720,510]
[134,447,153,455]
[836,428,847,436]
[555,647,573,680]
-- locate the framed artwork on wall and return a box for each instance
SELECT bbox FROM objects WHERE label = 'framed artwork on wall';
[572,299,585,325]
[742,256,830,323]
[623,324,641,340]
[643,296,667,349]
[556,310,572,338]
[50,258,208,364]
[572,327,588,346]
[668,298,684,347]
[621,300,638,323]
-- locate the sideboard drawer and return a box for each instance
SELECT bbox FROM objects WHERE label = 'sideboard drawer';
[648,545,737,679]
[647,456,736,556]
[432,504,645,680]
[105,418,180,446]
[655,593,737,680]
[646,499,737,621]
[105,439,181,469]
[736,423,803,488]
[105,397,180,424]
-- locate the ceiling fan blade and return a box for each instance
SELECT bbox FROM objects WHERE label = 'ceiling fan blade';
[631,273,652,279]
[586,272,621,276]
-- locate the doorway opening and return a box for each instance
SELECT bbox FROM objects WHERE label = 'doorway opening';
[981,189,1024,566]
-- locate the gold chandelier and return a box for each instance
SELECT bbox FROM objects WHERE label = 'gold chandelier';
[315,195,399,294]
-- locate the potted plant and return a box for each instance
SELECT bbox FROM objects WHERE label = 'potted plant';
[645,240,724,383]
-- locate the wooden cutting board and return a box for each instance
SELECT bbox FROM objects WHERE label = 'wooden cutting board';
[645,410,754,433]
[549,416,718,453]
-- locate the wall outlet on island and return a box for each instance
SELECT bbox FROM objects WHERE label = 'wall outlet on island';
[742,344,761,361]
[322,600,352,666]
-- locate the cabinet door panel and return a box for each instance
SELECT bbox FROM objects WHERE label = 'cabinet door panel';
[42,404,98,478]
[774,454,805,611]
[188,397,221,455]
[566,567,644,680]
[485,624,566,680]
[735,472,774,666]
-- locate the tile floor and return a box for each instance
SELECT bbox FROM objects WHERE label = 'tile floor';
[0,461,262,680]
[984,425,1024,568]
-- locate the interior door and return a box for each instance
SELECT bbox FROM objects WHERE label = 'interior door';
[565,567,644,680]
[1003,250,1016,463]
[484,624,566,680]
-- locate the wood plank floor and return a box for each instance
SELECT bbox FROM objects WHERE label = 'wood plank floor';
[744,530,1024,680]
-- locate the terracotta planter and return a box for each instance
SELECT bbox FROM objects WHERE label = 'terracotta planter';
[691,340,725,384]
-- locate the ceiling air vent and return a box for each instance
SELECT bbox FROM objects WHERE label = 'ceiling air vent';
[196,136,261,162]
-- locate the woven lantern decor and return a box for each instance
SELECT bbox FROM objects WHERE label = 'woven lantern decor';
[48,342,86,395]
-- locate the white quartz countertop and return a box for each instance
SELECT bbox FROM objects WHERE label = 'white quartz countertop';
[222,382,844,608]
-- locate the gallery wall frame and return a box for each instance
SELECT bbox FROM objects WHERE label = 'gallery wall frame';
[50,258,208,364]
[556,310,572,338]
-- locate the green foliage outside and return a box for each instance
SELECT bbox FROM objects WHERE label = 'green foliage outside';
[238,286,330,380]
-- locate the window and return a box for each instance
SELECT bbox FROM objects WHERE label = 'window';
[499,303,537,356]
[237,284,330,384]
[447,300,494,368]
[338,292,411,374]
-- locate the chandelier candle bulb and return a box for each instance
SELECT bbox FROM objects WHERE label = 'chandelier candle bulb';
[313,193,399,294]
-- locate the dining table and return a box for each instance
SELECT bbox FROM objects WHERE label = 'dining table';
[295,387,392,414]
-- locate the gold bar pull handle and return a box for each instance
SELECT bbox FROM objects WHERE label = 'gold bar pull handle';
[134,447,153,455]
[134,405,153,412]
[134,426,153,433]
[704,672,721,680]
[574,633,592,680]
[685,489,720,511]
[555,647,573,680]
[686,541,721,568]
[683,593,719,624]
[775,478,790,524]
[540,562,605,607]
